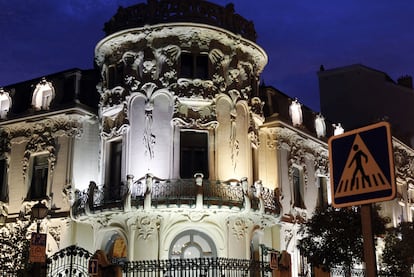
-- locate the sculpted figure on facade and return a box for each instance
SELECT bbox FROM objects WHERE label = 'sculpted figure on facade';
[0,88,12,119]
[32,77,55,111]
[314,113,326,138]
[289,98,303,127]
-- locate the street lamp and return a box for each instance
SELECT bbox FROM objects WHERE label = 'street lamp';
[30,201,48,277]
[31,201,48,233]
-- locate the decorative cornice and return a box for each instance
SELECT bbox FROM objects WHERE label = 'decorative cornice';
[95,24,267,75]
[4,115,85,141]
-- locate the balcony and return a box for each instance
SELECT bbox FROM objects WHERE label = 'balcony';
[71,175,280,218]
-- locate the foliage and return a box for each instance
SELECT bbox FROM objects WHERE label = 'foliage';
[297,205,388,273]
[0,220,33,276]
[381,221,414,276]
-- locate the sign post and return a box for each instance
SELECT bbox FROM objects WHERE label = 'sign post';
[328,121,396,277]
[29,232,47,263]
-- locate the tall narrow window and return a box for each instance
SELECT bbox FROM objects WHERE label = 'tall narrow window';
[180,53,209,79]
[105,139,122,201]
[28,154,49,200]
[180,131,209,179]
[0,159,7,202]
[317,176,329,210]
[293,167,306,209]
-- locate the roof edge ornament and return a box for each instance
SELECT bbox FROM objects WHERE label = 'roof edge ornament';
[103,0,257,41]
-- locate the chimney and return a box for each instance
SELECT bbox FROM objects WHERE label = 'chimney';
[397,75,413,88]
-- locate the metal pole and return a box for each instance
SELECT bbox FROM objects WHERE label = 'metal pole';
[361,204,377,277]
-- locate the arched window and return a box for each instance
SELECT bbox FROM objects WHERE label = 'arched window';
[104,233,127,263]
[169,230,216,259]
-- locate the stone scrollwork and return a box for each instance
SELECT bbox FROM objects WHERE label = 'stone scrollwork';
[231,217,249,240]
[393,142,414,184]
[249,97,264,148]
[135,215,161,241]
[48,224,62,249]
[174,78,218,99]
[22,131,56,180]
[102,103,129,138]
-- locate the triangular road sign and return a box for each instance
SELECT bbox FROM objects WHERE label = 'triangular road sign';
[335,134,392,198]
[328,121,396,207]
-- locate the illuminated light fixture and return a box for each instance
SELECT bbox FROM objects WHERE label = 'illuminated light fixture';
[398,199,406,207]
[32,201,48,233]
[32,201,48,220]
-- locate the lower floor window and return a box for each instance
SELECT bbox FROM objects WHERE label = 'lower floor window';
[169,230,216,259]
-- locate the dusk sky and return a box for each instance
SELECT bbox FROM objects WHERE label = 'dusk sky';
[1,0,414,111]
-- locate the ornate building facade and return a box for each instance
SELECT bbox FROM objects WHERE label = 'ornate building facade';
[1,1,412,276]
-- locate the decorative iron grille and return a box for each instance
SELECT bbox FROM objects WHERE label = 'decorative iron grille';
[46,245,92,277]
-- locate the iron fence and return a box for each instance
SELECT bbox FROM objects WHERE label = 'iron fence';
[122,257,269,277]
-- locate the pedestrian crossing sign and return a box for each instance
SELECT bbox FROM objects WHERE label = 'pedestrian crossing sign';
[328,121,396,207]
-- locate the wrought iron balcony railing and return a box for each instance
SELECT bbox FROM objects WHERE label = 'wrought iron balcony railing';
[71,176,281,218]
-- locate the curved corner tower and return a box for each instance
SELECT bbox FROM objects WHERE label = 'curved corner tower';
[76,0,279,264]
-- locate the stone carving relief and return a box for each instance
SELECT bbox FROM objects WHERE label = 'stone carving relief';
[248,97,264,149]
[393,142,414,186]
[231,217,249,240]
[135,215,161,241]
[22,131,56,180]
[228,90,241,171]
[5,116,84,142]
[48,224,62,248]
[172,99,218,129]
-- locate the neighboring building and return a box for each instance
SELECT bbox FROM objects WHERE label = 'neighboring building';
[318,64,414,147]
[318,64,414,230]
